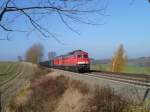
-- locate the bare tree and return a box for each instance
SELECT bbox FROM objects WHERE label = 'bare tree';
[0,0,108,41]
[110,44,127,73]
[25,43,44,63]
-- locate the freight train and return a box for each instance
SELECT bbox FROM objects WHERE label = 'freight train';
[40,50,90,72]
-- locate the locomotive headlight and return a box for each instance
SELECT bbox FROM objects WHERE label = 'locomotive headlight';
[77,61,88,64]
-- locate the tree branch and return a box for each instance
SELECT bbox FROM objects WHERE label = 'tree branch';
[57,10,80,35]
[0,24,12,31]
[20,9,64,44]
[0,0,11,22]
[0,0,107,42]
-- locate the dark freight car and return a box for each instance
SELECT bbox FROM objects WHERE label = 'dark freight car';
[39,60,53,68]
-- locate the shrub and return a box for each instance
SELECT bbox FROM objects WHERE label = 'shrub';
[84,86,129,112]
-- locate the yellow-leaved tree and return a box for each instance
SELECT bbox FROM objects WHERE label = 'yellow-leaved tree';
[110,44,127,73]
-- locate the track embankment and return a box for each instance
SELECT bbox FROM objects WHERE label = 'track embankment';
[52,69,150,103]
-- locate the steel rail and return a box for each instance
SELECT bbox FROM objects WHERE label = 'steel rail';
[91,72,150,82]
[83,72,150,88]
[46,67,150,88]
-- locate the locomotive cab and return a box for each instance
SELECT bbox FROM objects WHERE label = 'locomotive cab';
[52,50,90,73]
[75,51,90,72]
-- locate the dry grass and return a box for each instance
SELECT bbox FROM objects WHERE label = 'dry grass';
[84,86,128,112]
[6,74,150,112]
[54,88,86,112]
[31,65,51,80]
[7,75,68,112]
[69,80,90,95]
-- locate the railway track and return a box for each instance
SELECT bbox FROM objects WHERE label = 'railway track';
[49,67,150,88]
[83,71,150,88]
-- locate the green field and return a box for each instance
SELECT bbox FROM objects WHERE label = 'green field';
[91,64,150,75]
[0,62,36,111]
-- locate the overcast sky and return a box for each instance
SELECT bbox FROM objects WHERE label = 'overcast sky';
[0,0,150,61]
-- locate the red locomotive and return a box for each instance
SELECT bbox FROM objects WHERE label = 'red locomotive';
[53,50,90,72]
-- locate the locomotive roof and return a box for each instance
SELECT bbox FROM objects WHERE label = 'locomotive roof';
[55,50,87,58]
[68,50,83,55]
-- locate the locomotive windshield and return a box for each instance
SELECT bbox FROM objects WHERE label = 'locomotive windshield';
[84,54,88,58]
[77,55,82,58]
[77,54,88,58]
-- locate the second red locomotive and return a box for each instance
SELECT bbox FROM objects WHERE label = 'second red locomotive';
[53,50,90,72]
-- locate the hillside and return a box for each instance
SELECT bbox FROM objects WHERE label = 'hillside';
[6,71,149,112]
[91,57,150,67]
[0,62,36,111]
[128,57,150,66]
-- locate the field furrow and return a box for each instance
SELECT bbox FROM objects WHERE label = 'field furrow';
[0,62,36,112]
